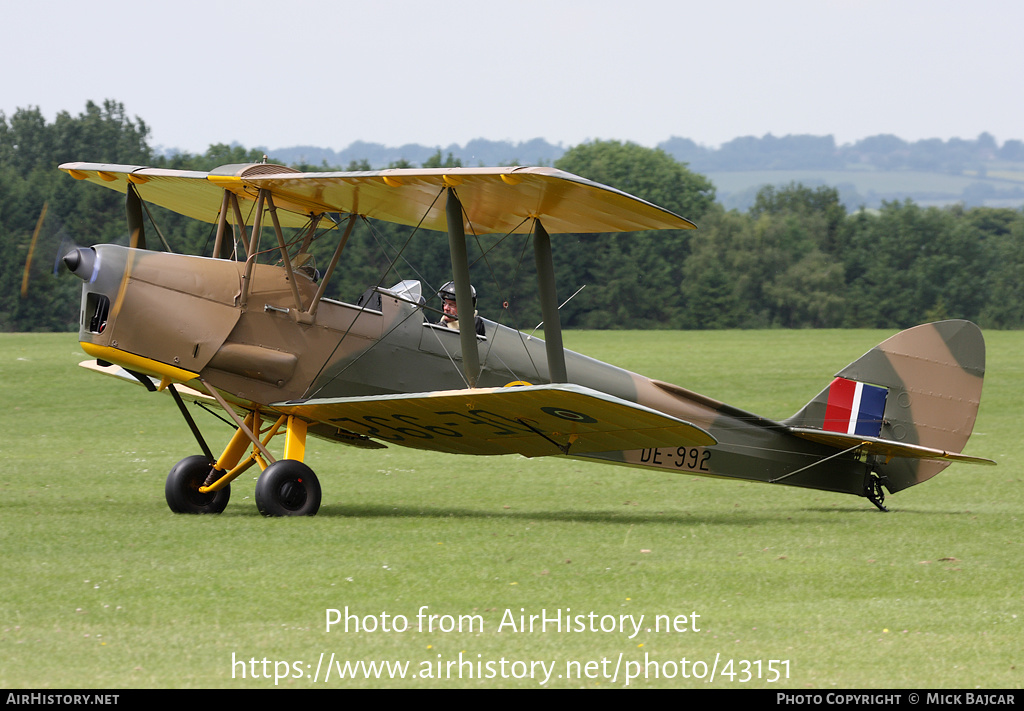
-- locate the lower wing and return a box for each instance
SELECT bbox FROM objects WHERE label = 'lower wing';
[273,383,716,457]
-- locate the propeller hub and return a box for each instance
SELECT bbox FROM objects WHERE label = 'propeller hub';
[63,247,96,281]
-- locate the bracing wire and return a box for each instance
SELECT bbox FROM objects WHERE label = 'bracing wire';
[302,188,446,399]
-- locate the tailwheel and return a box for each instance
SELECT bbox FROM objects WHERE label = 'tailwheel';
[255,460,321,517]
[165,455,231,514]
[864,468,889,512]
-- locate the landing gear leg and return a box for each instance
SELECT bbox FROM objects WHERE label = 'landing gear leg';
[165,411,260,515]
[171,384,323,517]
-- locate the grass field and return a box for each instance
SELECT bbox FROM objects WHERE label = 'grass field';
[1,330,1020,689]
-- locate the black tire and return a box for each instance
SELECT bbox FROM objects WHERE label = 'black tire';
[165,455,230,514]
[254,460,321,517]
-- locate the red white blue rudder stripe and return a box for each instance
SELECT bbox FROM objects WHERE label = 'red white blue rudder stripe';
[822,377,888,437]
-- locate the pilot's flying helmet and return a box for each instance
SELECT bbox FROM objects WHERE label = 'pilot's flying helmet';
[437,281,477,305]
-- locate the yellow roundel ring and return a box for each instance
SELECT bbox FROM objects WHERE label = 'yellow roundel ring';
[504,380,532,387]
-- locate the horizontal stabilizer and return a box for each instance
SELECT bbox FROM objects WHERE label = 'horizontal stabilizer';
[273,383,716,457]
[787,427,995,466]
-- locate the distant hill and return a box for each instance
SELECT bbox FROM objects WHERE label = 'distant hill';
[658,132,1024,210]
[253,133,1024,210]
[265,138,567,169]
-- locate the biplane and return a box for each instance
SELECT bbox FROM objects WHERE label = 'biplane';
[58,160,994,516]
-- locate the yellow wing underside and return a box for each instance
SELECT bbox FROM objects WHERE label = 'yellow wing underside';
[272,383,716,458]
[59,163,696,235]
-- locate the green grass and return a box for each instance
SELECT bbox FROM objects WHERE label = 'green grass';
[1,330,1020,688]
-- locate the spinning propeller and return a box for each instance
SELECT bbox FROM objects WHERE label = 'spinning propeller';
[63,181,157,282]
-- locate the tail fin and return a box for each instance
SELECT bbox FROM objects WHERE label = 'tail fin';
[785,320,988,492]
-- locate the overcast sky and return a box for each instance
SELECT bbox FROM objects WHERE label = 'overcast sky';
[3,0,1021,155]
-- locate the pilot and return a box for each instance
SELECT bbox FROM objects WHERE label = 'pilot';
[438,281,485,336]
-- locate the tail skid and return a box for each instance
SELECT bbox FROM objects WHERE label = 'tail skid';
[785,320,992,497]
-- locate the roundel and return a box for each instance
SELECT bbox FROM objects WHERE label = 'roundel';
[541,407,597,423]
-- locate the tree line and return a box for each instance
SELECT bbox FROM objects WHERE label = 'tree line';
[3,101,1023,333]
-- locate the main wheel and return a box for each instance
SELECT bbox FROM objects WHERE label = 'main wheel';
[254,460,321,517]
[165,455,230,514]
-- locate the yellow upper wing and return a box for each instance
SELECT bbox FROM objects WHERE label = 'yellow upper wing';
[272,383,716,458]
[59,162,695,235]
